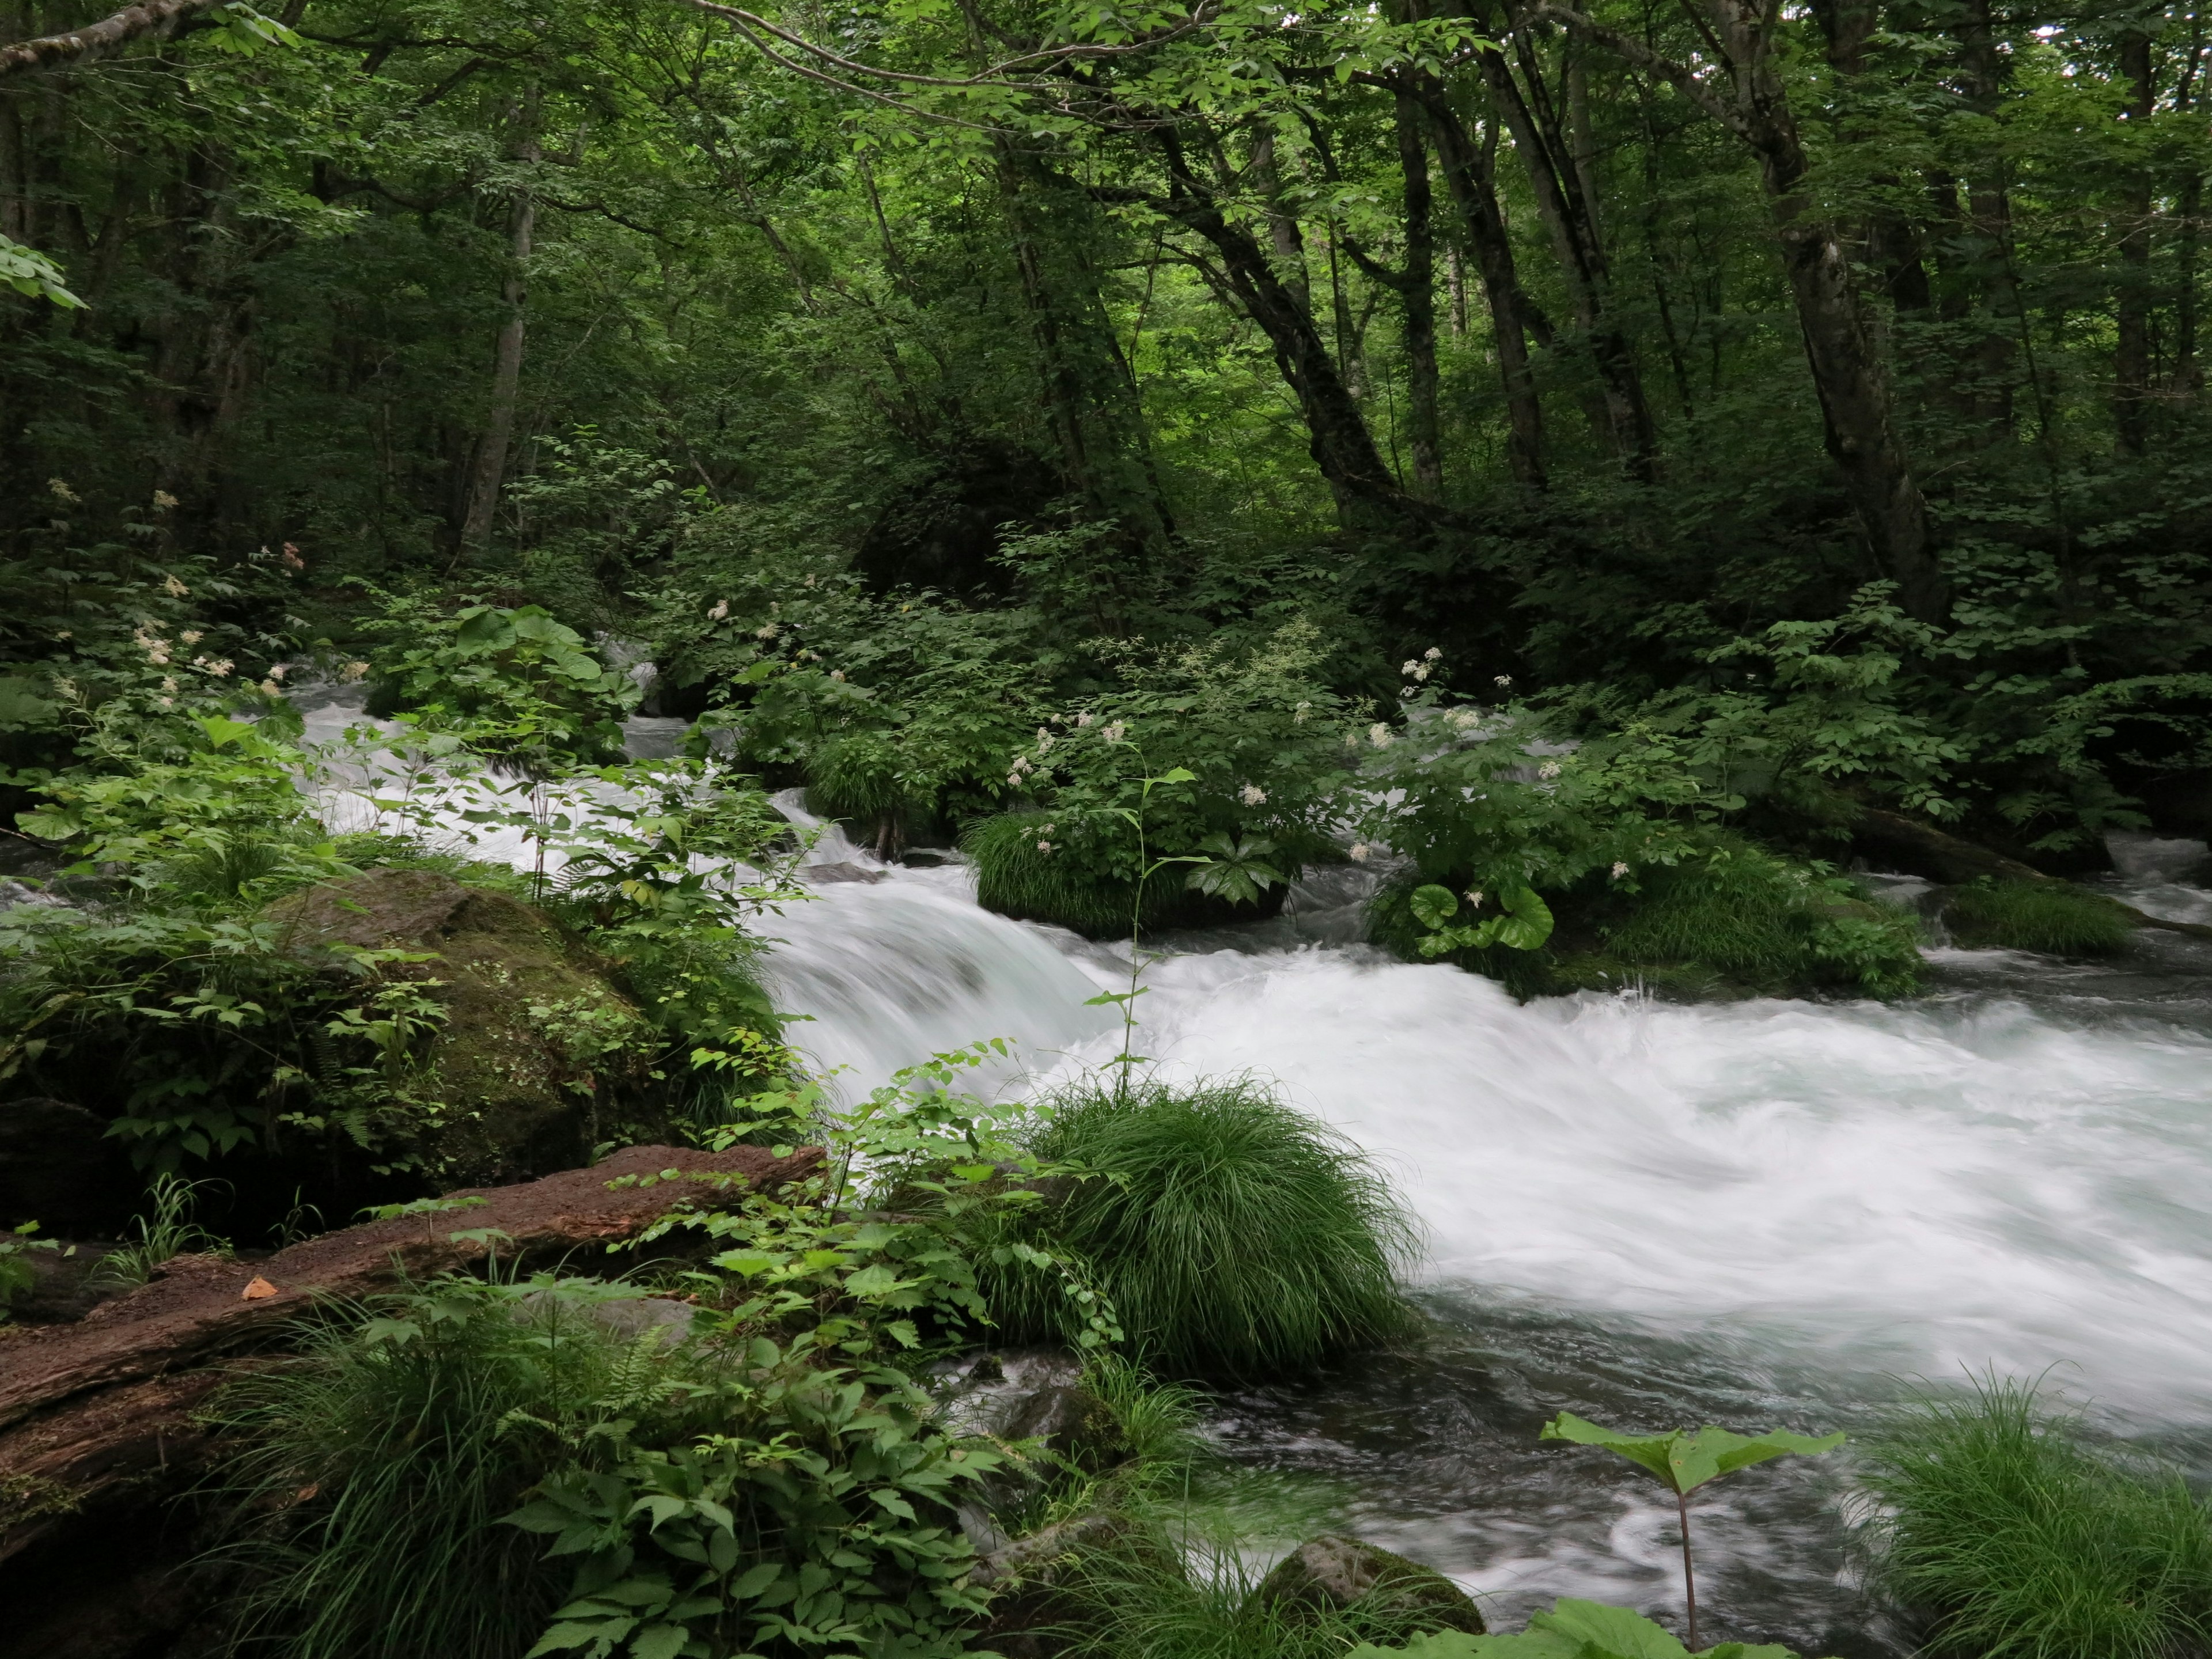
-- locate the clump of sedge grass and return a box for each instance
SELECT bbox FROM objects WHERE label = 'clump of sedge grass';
[983,1076,1418,1381]
[1861,1376,2212,1659]
[1032,1520,1478,1659]
[965,810,1160,938]
[204,1277,706,1659]
[96,1172,229,1289]
[1944,880,2136,956]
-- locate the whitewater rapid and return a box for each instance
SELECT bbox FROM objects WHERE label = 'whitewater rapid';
[290,684,2212,1646]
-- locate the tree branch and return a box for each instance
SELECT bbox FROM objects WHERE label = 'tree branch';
[0,0,219,78]
[1531,3,1746,136]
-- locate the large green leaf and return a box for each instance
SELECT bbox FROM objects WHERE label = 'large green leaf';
[1539,1413,1844,1495]
[1532,1599,1691,1657]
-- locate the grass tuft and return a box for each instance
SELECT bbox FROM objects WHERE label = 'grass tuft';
[965,810,1158,938]
[982,1076,1418,1380]
[1031,1521,1480,1659]
[1861,1376,2212,1659]
[204,1277,708,1659]
[1944,880,2137,956]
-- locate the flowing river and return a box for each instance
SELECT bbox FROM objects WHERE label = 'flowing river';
[297,685,2212,1655]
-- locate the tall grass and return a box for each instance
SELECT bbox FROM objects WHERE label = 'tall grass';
[966,810,1158,938]
[1031,1524,1480,1659]
[1861,1377,2212,1658]
[983,1077,1418,1381]
[206,1278,702,1659]
[1944,880,2136,955]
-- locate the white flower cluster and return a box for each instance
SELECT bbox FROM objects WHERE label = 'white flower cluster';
[707,599,729,620]
[1368,723,1393,749]
[1537,760,1562,780]
[1240,783,1266,806]
[1611,861,1630,878]
[1400,647,1442,683]
[1101,722,1127,744]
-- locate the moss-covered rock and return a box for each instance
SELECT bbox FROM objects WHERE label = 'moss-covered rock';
[1253,1535,1486,1634]
[1942,879,2137,955]
[966,810,1290,939]
[1372,836,1924,1001]
[276,868,656,1184]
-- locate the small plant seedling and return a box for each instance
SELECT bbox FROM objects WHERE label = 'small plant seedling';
[359,1193,490,1244]
[1540,1412,1844,1650]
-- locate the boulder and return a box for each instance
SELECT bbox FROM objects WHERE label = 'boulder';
[971,1512,1162,1659]
[274,867,656,1185]
[934,1348,1120,1473]
[0,1099,135,1236]
[1253,1535,1486,1635]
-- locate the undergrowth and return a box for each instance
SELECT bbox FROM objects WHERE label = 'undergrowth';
[1943,880,2137,956]
[1859,1376,2212,1659]
[982,1076,1418,1380]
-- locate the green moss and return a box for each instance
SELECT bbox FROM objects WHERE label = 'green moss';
[1862,1377,2212,1659]
[979,1077,1416,1381]
[1370,837,1923,999]
[1944,880,2136,956]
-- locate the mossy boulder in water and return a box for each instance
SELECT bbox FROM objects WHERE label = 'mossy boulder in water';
[1254,1535,1486,1634]
[276,868,654,1185]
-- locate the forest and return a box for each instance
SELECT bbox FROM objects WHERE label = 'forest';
[5,0,2212,1654]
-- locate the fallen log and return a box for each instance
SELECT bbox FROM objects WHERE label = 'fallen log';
[0,1141,817,1658]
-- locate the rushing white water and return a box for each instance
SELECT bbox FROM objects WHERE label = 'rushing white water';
[282,686,2212,1645]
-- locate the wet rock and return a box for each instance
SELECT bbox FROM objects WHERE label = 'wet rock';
[900,848,961,869]
[971,1512,1155,1659]
[934,1348,1117,1468]
[1253,1535,1486,1634]
[0,1099,137,1236]
[798,861,887,885]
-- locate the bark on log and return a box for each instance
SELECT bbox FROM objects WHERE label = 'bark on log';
[0,1141,819,1652]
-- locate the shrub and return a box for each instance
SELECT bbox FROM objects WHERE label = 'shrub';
[968,808,1166,937]
[1859,1377,2212,1659]
[984,1077,1418,1380]
[1943,880,2136,955]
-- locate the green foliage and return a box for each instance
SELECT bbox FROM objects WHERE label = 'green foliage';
[1596,846,1923,997]
[1538,1414,1846,1498]
[1344,1598,1809,1658]
[94,1173,230,1288]
[365,598,641,771]
[1030,1527,1497,1659]
[1859,1378,2212,1659]
[1943,880,2137,956]
[0,230,83,308]
[0,1222,62,1319]
[982,1075,1417,1380]
[208,1276,711,1659]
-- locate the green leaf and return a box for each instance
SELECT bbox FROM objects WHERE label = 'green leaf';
[1488,882,1555,951]
[1531,1599,1692,1658]
[630,1623,690,1659]
[1539,1412,1843,1495]
[1411,884,1460,929]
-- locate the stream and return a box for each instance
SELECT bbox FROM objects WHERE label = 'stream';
[297,685,2212,1655]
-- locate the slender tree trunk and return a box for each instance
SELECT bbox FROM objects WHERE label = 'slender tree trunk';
[1395,92,1444,498]
[1478,28,1656,476]
[1141,129,1425,532]
[1425,83,1549,487]
[2115,28,2156,454]
[459,111,539,554]
[1956,0,2017,438]
[1547,0,1946,617]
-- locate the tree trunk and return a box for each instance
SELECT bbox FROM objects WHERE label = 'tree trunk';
[1478,28,1657,478]
[0,1143,821,1657]
[1144,129,1429,533]
[1394,91,1444,498]
[1424,84,1549,487]
[459,115,539,554]
[2115,28,2156,454]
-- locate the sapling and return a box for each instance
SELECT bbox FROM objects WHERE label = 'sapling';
[1539,1412,1844,1650]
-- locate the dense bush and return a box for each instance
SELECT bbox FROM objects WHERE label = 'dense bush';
[1860,1377,2212,1659]
[1943,880,2137,956]
[983,1077,1417,1380]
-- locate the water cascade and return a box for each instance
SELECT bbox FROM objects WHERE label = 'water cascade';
[291,688,2212,1654]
